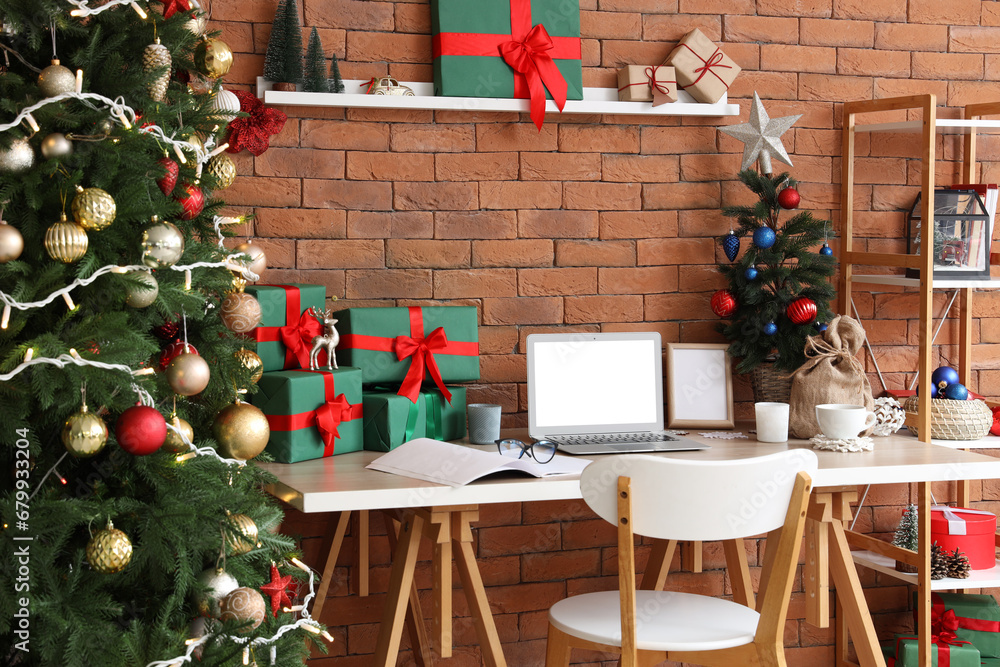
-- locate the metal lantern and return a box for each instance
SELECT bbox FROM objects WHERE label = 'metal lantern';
[906,188,992,280]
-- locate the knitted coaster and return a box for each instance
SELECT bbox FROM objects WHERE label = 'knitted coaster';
[810,434,874,452]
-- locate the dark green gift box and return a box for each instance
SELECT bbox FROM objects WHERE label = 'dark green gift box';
[253,367,363,462]
[430,0,583,101]
[363,387,467,452]
[334,306,479,393]
[916,592,1000,658]
[247,284,326,372]
[887,634,980,666]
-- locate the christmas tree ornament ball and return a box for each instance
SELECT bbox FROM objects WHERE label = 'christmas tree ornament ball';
[124,270,159,308]
[86,521,133,574]
[206,153,237,189]
[225,512,259,555]
[62,405,108,457]
[0,221,24,263]
[44,214,89,263]
[872,397,906,436]
[943,382,969,401]
[152,316,180,340]
[38,59,76,97]
[159,340,198,371]
[40,132,73,159]
[0,137,35,173]
[744,266,758,281]
[932,366,960,391]
[72,186,117,231]
[175,182,204,220]
[163,415,194,454]
[764,321,778,335]
[233,241,267,277]
[115,404,167,456]
[142,219,185,267]
[219,587,265,632]
[722,231,740,262]
[777,186,800,209]
[752,226,776,249]
[710,289,737,318]
[213,401,270,461]
[193,567,240,617]
[165,352,211,396]
[157,157,179,195]
[786,297,818,325]
[820,244,834,256]
[195,38,234,79]
[220,292,262,333]
[235,347,264,383]
[211,88,242,121]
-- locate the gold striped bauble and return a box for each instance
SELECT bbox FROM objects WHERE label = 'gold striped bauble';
[44,213,89,263]
[225,512,259,555]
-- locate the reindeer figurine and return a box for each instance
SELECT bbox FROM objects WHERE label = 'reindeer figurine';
[308,307,340,371]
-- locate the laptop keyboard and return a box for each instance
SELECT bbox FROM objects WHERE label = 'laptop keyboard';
[550,432,679,446]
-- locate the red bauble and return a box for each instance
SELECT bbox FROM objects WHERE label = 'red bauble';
[159,339,198,371]
[786,297,818,325]
[777,187,800,210]
[991,406,1000,436]
[175,182,204,220]
[157,157,179,196]
[710,289,737,318]
[152,316,180,341]
[116,405,167,456]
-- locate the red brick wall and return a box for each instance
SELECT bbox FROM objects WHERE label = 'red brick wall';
[209,0,1000,664]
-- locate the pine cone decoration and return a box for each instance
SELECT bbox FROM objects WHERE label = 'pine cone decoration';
[948,547,972,579]
[143,39,171,102]
[930,542,949,580]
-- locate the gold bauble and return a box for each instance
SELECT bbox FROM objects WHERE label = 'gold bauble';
[220,292,262,333]
[62,405,108,457]
[72,186,117,231]
[163,414,194,454]
[0,221,24,263]
[141,218,185,267]
[124,270,159,308]
[86,520,133,574]
[38,59,76,97]
[0,137,35,173]
[233,241,266,277]
[165,352,211,396]
[40,132,73,159]
[195,38,233,79]
[193,567,239,617]
[44,213,88,263]
[213,401,269,461]
[224,512,259,555]
[206,153,237,189]
[235,348,263,384]
[219,587,265,632]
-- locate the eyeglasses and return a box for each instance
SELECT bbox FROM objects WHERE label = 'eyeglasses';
[495,438,558,464]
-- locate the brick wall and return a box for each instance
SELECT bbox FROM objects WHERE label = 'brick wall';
[209,0,1000,664]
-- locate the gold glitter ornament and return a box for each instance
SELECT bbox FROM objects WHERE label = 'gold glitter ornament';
[224,511,259,555]
[219,587,266,632]
[0,219,24,263]
[165,352,211,397]
[86,520,133,574]
[71,185,116,231]
[0,137,35,173]
[38,59,76,97]
[213,400,269,461]
[220,291,262,333]
[62,403,108,457]
[143,39,171,103]
[141,216,185,267]
[193,567,239,617]
[124,270,158,308]
[163,414,194,453]
[44,213,89,263]
[235,347,263,384]
[194,38,233,79]
[206,153,236,189]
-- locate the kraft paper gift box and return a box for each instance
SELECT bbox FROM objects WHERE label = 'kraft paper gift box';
[246,284,327,372]
[362,386,466,452]
[430,0,583,129]
[616,65,677,105]
[333,306,479,399]
[886,634,980,666]
[913,592,1000,658]
[252,368,363,463]
[665,28,741,104]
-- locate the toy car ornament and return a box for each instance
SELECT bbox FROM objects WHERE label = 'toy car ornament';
[361,76,415,96]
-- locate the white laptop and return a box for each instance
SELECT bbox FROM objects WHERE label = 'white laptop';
[526,332,709,455]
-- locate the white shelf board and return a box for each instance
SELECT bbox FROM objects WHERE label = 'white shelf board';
[255,77,739,117]
[853,550,1000,589]
[855,118,1000,134]
[851,274,1000,289]
[931,433,1000,450]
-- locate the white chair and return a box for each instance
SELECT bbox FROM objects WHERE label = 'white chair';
[545,450,818,667]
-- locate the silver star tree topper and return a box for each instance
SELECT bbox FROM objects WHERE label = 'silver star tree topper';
[719,92,802,174]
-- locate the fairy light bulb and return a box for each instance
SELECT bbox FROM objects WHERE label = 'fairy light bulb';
[130,1,147,18]
[1,304,10,329]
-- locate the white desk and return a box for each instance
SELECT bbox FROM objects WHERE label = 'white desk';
[259,429,1000,667]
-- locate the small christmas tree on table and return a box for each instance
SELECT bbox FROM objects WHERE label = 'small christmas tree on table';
[892,504,919,573]
[303,27,330,93]
[329,53,345,93]
[264,0,303,90]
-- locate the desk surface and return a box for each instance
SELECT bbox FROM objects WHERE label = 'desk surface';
[258,427,1000,513]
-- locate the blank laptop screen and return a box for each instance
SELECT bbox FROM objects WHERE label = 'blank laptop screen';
[531,336,659,431]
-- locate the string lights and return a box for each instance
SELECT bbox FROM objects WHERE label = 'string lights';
[66,0,148,19]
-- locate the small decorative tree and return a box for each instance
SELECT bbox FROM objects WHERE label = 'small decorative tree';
[303,27,330,92]
[329,53,345,93]
[263,0,289,81]
[263,0,303,88]
[892,504,919,573]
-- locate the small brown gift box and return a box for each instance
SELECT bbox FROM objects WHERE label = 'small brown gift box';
[617,64,677,105]
[665,28,741,104]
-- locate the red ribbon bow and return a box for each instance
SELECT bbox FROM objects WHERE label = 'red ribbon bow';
[395,326,453,403]
[932,607,961,636]
[499,22,567,130]
[644,66,673,96]
[315,394,354,455]
[279,309,323,370]
[679,44,733,90]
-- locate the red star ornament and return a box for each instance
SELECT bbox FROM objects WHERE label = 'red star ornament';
[226,90,287,157]
[159,0,192,19]
[260,563,294,617]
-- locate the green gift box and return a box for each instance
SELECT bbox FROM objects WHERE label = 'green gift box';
[915,593,1000,659]
[363,386,467,452]
[888,634,980,666]
[253,368,363,462]
[431,0,583,128]
[247,284,327,372]
[981,657,1000,666]
[334,306,479,397]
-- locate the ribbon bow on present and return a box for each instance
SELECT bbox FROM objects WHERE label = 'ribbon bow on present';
[395,327,452,403]
[315,394,355,455]
[679,44,733,90]
[500,22,568,130]
[644,65,673,96]
[931,608,973,648]
[279,309,324,369]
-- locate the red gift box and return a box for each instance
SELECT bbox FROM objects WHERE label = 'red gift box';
[931,506,997,569]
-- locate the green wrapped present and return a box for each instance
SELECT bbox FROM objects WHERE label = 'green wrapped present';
[431,0,582,130]
[334,306,479,400]
[915,592,1000,658]
[981,658,1000,666]
[247,284,327,372]
[363,386,467,452]
[253,368,363,462]
[887,633,980,666]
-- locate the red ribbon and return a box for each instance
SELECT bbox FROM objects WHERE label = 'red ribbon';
[617,66,676,96]
[931,593,1000,633]
[265,371,362,457]
[279,309,323,370]
[432,0,580,130]
[893,633,972,667]
[678,43,732,91]
[253,285,304,369]
[360,77,377,94]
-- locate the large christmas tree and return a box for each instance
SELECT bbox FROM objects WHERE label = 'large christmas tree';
[0,1,325,665]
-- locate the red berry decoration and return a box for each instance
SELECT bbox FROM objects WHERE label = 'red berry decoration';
[116,404,167,456]
[991,406,1000,436]
[157,157,179,196]
[787,297,818,325]
[152,316,180,341]
[175,182,204,220]
[159,340,198,371]
[777,187,800,210]
[711,289,738,318]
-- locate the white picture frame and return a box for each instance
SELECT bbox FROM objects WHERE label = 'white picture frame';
[665,343,735,429]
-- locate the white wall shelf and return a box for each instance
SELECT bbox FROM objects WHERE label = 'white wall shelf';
[255,77,740,118]
[855,119,1000,134]
[853,550,1000,589]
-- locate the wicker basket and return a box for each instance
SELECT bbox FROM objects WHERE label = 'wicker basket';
[902,396,992,440]
[750,361,792,404]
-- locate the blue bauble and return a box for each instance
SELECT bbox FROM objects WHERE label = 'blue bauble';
[816,322,828,332]
[722,232,740,262]
[943,382,969,400]
[931,366,959,389]
[820,244,834,256]
[917,384,939,398]
[744,266,758,280]
[763,321,778,335]
[753,226,776,249]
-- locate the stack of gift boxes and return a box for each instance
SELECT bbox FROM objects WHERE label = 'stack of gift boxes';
[245,284,478,463]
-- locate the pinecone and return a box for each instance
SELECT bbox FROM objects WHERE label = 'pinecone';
[948,547,972,579]
[143,40,171,102]
[930,542,949,580]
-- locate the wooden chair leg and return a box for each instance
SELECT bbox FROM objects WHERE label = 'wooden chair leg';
[545,622,573,667]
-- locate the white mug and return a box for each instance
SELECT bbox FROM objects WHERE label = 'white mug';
[815,403,877,440]
[755,402,790,443]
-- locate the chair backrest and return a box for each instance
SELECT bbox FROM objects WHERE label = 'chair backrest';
[579,450,819,541]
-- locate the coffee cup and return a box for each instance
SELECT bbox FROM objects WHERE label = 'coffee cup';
[815,403,877,440]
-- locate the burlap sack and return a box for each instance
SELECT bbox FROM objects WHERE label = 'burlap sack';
[788,315,875,439]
